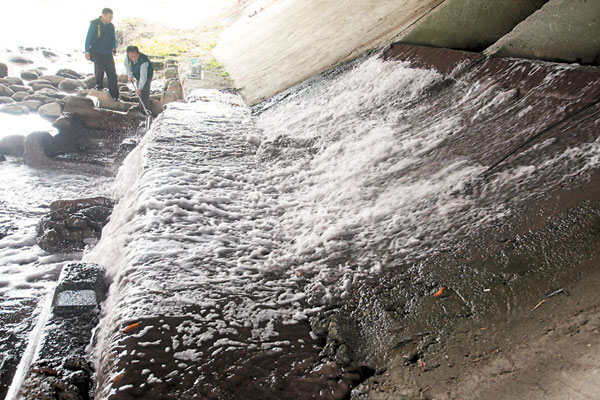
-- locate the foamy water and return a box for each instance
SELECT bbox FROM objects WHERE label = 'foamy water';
[80,53,600,398]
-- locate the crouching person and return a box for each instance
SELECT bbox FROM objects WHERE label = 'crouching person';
[124,46,154,110]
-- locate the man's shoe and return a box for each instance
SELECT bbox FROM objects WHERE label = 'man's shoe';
[93,85,104,91]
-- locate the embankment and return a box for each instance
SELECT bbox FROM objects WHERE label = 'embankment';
[214,0,599,105]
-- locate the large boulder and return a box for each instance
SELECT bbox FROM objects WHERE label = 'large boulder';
[0,135,25,156]
[20,70,41,81]
[0,96,15,104]
[85,89,136,112]
[63,95,143,131]
[36,197,114,253]
[0,63,7,78]
[0,103,29,115]
[23,131,56,168]
[20,100,43,111]
[11,91,29,101]
[24,131,58,158]
[58,78,86,92]
[0,84,14,97]
[38,102,62,120]
[39,75,66,87]
[56,69,84,80]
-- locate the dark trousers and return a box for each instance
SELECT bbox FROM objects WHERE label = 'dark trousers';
[92,52,119,100]
[139,80,151,111]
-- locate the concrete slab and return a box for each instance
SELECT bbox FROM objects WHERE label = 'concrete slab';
[213,0,444,105]
[485,0,600,64]
[396,0,547,51]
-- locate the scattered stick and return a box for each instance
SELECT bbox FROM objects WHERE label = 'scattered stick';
[532,299,546,310]
[546,288,564,298]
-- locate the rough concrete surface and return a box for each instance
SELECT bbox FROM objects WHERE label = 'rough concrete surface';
[396,0,548,51]
[213,0,443,105]
[485,0,600,64]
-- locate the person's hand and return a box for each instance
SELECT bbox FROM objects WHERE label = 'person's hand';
[85,53,91,60]
[129,77,135,82]
[136,89,141,95]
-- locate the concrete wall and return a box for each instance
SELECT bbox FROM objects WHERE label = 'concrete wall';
[485,0,600,64]
[396,0,548,51]
[213,0,444,105]
[213,0,599,105]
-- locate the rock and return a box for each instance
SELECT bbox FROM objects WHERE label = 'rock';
[160,89,179,106]
[164,67,178,79]
[63,95,144,131]
[26,131,58,157]
[85,89,136,112]
[0,96,15,104]
[32,83,58,92]
[10,84,33,93]
[150,99,163,116]
[42,50,57,58]
[36,88,66,99]
[0,153,5,162]
[0,84,15,97]
[2,77,24,86]
[20,70,41,81]
[22,93,55,104]
[18,262,105,399]
[58,78,86,92]
[9,55,33,64]
[53,112,85,134]
[12,91,29,101]
[0,103,29,115]
[119,93,137,102]
[0,135,25,156]
[166,79,183,100]
[38,102,62,120]
[118,73,129,83]
[36,197,114,253]
[83,75,96,89]
[28,79,53,87]
[50,197,114,212]
[20,100,43,111]
[23,132,56,168]
[152,60,165,70]
[56,69,84,80]
[0,63,7,78]
[39,75,66,87]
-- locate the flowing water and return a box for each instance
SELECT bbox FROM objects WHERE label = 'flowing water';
[80,52,599,399]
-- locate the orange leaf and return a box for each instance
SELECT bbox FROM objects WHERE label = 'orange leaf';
[432,287,446,297]
[122,321,141,333]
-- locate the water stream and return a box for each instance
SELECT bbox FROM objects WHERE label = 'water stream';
[81,53,599,399]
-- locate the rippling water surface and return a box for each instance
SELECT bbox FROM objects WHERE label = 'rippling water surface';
[82,54,599,399]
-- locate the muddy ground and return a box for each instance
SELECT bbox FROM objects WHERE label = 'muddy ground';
[343,174,600,399]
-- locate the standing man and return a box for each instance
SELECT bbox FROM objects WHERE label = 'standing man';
[85,8,119,101]
[124,46,154,111]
